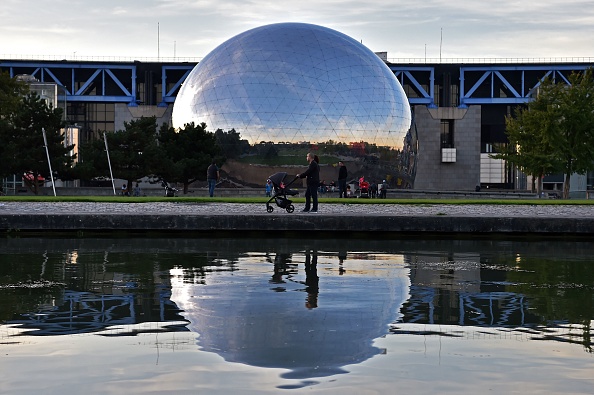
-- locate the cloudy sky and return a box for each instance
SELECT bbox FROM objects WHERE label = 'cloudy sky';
[2,0,594,61]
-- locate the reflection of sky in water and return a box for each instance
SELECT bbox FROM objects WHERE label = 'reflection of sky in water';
[1,238,594,392]
[2,321,592,394]
[170,252,410,379]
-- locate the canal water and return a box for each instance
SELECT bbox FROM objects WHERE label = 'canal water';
[0,237,593,394]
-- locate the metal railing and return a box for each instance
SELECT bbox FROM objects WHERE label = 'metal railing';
[3,54,594,65]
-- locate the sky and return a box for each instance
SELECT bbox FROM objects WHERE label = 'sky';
[2,0,594,62]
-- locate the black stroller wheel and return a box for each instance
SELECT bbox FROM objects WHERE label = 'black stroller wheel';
[286,204,294,213]
[267,205,274,213]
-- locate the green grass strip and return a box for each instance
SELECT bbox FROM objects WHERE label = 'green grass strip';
[1,195,594,205]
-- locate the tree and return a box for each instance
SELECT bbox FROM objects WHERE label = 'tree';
[214,128,247,159]
[493,70,594,198]
[0,72,28,119]
[492,89,561,194]
[553,69,594,198]
[0,73,29,183]
[156,122,223,194]
[0,92,75,194]
[76,117,160,194]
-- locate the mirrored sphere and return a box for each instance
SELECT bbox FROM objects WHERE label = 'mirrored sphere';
[173,22,417,188]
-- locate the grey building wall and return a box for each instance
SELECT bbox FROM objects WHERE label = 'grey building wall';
[414,105,481,191]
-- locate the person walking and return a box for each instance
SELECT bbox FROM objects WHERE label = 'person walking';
[380,179,388,198]
[206,160,220,197]
[297,152,320,212]
[338,161,347,198]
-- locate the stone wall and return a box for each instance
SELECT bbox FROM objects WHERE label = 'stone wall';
[414,105,481,191]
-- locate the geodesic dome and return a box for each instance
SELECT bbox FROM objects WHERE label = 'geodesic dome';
[172,22,411,148]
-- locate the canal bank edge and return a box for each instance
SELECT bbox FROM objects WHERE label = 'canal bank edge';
[1,213,593,235]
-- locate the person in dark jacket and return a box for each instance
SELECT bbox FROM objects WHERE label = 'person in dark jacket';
[206,160,220,197]
[297,152,320,212]
[337,161,347,198]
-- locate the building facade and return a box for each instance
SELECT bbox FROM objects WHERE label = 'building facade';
[2,58,594,193]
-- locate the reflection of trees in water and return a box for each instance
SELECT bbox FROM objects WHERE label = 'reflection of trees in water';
[400,250,594,353]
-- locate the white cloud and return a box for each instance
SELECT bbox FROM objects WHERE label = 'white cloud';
[1,0,593,59]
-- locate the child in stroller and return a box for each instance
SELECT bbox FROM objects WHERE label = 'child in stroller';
[266,172,299,213]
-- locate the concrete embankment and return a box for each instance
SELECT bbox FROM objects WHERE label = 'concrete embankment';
[0,202,593,236]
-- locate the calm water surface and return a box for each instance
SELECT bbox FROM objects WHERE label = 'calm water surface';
[0,237,593,394]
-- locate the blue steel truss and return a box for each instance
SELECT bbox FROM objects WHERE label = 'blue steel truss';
[2,60,593,109]
[160,64,193,106]
[459,64,593,107]
[0,61,138,105]
[389,66,436,107]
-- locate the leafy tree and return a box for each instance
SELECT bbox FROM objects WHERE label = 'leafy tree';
[0,92,74,194]
[0,73,29,183]
[214,128,247,159]
[76,117,160,194]
[493,70,594,198]
[553,69,594,198]
[0,72,28,118]
[156,122,223,194]
[492,88,561,194]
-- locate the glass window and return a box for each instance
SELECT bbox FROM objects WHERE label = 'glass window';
[441,120,454,148]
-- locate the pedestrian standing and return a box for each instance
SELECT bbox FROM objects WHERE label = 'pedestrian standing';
[265,179,273,197]
[297,152,320,212]
[207,160,220,197]
[338,161,347,198]
[380,179,388,198]
[370,181,378,198]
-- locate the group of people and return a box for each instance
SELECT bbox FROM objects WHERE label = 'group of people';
[116,160,221,199]
[121,183,142,197]
[117,157,388,204]
[338,162,388,199]
[294,154,389,212]
[360,178,388,199]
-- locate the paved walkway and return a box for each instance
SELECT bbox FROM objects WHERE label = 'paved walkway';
[0,201,593,217]
[1,202,593,234]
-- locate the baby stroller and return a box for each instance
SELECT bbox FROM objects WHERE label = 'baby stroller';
[266,172,299,213]
[161,180,178,197]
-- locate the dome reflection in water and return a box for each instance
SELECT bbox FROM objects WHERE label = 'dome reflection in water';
[170,248,410,379]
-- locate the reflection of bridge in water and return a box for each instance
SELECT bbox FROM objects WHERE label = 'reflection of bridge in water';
[7,289,188,336]
[403,288,537,327]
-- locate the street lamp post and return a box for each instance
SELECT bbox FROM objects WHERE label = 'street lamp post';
[41,128,57,196]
